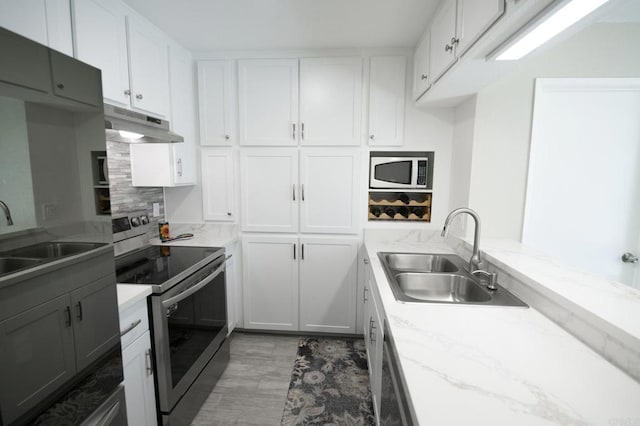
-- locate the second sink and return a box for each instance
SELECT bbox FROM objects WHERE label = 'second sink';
[396,273,492,303]
[382,253,459,273]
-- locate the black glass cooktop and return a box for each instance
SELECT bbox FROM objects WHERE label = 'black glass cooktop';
[115,246,221,286]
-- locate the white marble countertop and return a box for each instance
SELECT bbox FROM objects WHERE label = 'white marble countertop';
[116,284,152,312]
[148,223,238,248]
[364,231,640,425]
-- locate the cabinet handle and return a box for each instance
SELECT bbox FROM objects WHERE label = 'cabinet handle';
[65,306,71,327]
[177,158,183,177]
[301,122,305,140]
[292,123,296,139]
[301,184,305,201]
[301,243,305,260]
[136,94,143,100]
[227,212,232,216]
[451,37,460,45]
[145,348,154,376]
[124,89,131,96]
[421,74,428,81]
[370,318,376,342]
[364,258,369,265]
[445,44,453,52]
[225,135,230,140]
[293,243,296,260]
[363,286,368,303]
[76,301,83,321]
[292,184,296,201]
[57,83,64,89]
[120,319,142,337]
[370,135,375,140]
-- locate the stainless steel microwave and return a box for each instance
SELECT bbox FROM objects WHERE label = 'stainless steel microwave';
[370,153,432,189]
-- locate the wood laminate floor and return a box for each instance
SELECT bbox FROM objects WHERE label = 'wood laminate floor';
[191,332,302,426]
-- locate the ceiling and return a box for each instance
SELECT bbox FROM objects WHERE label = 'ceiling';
[121,0,439,52]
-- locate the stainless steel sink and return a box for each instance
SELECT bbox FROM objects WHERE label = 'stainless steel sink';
[395,273,492,303]
[378,252,528,307]
[0,257,43,277]
[382,253,459,273]
[5,242,105,259]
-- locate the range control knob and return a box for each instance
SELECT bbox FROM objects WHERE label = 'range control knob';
[130,217,141,227]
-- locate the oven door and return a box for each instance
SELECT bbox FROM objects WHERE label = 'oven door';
[150,255,227,414]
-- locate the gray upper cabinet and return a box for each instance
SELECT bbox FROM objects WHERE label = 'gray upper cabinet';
[50,50,103,107]
[0,27,51,93]
[0,295,75,425]
[70,275,120,371]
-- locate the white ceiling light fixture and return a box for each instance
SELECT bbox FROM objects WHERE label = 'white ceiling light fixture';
[491,0,610,61]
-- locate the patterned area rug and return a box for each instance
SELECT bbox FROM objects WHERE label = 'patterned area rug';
[281,338,376,425]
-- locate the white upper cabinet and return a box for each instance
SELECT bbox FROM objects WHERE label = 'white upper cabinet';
[238,59,299,146]
[72,0,130,106]
[299,149,359,234]
[456,0,505,56]
[129,143,192,187]
[368,56,406,146]
[73,0,171,118]
[198,60,235,145]
[240,148,299,233]
[299,57,362,146]
[429,0,458,84]
[0,0,72,55]
[201,148,235,221]
[413,31,431,101]
[126,16,170,117]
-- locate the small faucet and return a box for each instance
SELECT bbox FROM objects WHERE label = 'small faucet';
[471,270,498,291]
[441,207,482,272]
[0,200,13,226]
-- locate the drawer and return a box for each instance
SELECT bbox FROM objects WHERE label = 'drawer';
[119,298,149,350]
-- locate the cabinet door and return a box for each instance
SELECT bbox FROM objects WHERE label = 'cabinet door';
[127,15,170,117]
[238,59,298,146]
[429,0,458,83]
[299,148,359,234]
[169,45,197,185]
[299,57,362,146]
[202,148,235,221]
[122,331,157,426]
[50,50,103,106]
[225,246,236,333]
[0,0,48,46]
[413,31,431,101]
[130,143,175,187]
[242,235,299,331]
[70,275,120,371]
[45,0,73,56]
[456,0,505,56]
[299,237,358,334]
[240,148,299,232]
[72,0,131,106]
[371,293,384,424]
[368,56,406,146]
[0,27,51,93]
[0,295,75,425]
[199,60,235,145]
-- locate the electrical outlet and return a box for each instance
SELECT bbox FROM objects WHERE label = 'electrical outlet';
[153,203,160,217]
[42,203,57,220]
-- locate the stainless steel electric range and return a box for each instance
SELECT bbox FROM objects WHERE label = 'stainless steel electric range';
[112,212,229,425]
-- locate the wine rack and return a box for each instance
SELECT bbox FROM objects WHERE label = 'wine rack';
[368,192,431,222]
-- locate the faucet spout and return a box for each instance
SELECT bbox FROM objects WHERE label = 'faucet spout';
[441,207,481,272]
[0,200,14,226]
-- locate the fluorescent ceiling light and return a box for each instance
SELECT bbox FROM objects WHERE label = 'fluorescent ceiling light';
[494,0,610,61]
[118,130,144,140]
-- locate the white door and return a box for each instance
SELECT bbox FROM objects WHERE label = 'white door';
[127,15,170,117]
[299,148,359,234]
[238,59,299,146]
[202,148,235,221]
[368,56,406,146]
[72,0,131,106]
[225,245,236,333]
[456,0,505,56]
[413,31,431,101]
[198,60,235,145]
[429,0,458,83]
[169,45,196,185]
[299,57,362,146]
[240,148,298,232]
[122,331,157,426]
[524,78,640,288]
[242,235,299,331]
[299,237,358,334]
[0,0,48,47]
[44,0,74,56]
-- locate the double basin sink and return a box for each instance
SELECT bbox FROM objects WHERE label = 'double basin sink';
[0,242,107,278]
[378,252,528,307]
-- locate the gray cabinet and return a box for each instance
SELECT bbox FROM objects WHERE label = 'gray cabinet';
[0,27,51,93]
[50,50,103,107]
[0,295,75,424]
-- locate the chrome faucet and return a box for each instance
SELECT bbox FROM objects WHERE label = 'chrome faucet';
[0,200,13,226]
[471,270,498,291]
[441,207,482,272]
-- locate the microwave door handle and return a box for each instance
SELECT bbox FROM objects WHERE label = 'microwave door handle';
[411,159,419,188]
[161,262,226,308]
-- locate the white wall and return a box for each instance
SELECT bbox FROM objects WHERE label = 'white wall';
[468,23,640,239]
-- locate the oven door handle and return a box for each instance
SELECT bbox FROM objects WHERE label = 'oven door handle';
[161,261,226,308]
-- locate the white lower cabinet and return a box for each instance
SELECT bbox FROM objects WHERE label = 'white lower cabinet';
[242,234,358,333]
[119,298,157,426]
[224,239,242,332]
[364,270,384,423]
